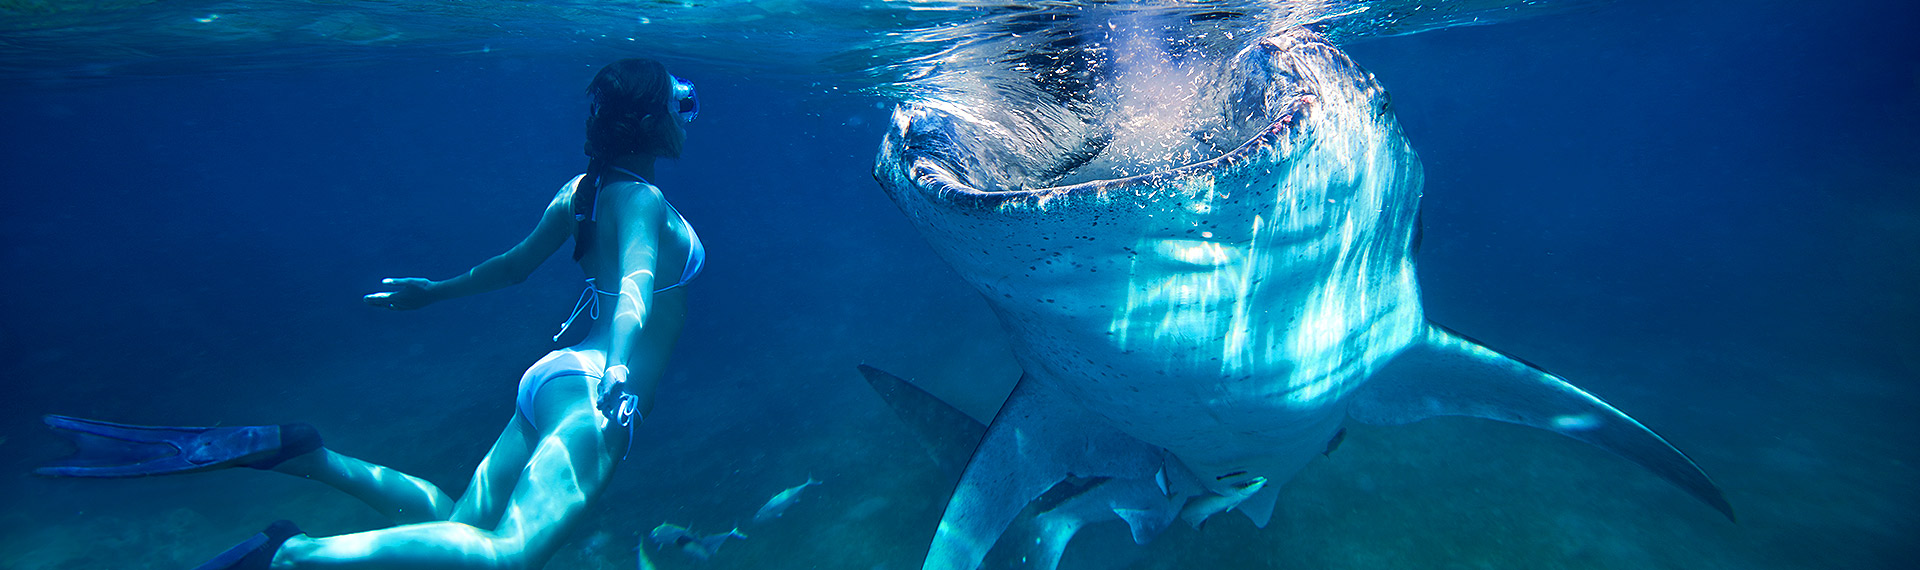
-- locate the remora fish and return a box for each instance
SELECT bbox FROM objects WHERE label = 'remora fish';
[645,523,746,561]
[753,476,822,524]
[871,27,1733,570]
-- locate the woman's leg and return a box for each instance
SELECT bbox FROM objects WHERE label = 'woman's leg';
[267,449,460,524]
[272,353,551,525]
[447,415,539,528]
[268,411,537,526]
[270,374,627,570]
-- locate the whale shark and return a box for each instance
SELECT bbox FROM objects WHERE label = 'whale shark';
[870,26,1733,570]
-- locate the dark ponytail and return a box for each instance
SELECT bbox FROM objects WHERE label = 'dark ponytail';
[572,158,611,261]
[575,58,672,261]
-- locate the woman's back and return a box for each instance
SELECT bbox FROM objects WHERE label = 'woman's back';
[569,174,697,410]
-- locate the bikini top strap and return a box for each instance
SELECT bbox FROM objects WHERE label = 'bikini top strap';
[608,166,651,187]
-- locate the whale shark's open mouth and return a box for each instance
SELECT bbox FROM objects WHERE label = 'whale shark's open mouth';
[879,29,1348,214]
[897,98,1310,211]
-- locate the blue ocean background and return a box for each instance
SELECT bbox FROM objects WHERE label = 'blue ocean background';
[2,0,1915,568]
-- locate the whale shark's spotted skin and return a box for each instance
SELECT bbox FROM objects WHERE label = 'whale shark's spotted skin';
[874,28,1730,570]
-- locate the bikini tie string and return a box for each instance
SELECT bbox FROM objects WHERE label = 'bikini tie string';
[553,286,597,342]
[554,278,618,342]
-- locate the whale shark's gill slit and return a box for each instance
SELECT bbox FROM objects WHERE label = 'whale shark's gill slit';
[1030,475,1108,513]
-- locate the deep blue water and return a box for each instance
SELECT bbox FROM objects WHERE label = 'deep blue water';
[3,0,1916,569]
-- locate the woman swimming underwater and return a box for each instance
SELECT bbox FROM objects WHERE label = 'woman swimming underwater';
[37,57,705,570]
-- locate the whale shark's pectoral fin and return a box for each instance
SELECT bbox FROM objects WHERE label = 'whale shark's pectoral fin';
[927,376,1174,570]
[1349,323,1735,521]
[859,364,989,478]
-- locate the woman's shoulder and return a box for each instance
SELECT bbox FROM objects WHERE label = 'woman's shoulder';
[544,174,587,213]
[548,172,667,221]
[606,177,666,207]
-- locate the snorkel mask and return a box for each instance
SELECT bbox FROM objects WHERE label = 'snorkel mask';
[670,75,698,123]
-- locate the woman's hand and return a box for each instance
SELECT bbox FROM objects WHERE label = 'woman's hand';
[363,278,439,310]
[596,364,639,427]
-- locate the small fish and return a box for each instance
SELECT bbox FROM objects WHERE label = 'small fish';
[1322,427,1348,457]
[753,476,822,524]
[1178,477,1268,528]
[645,523,747,561]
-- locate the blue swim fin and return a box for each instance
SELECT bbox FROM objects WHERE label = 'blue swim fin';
[192,519,303,570]
[35,415,322,478]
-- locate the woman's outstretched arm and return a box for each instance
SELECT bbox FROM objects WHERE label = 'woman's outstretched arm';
[365,181,578,310]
